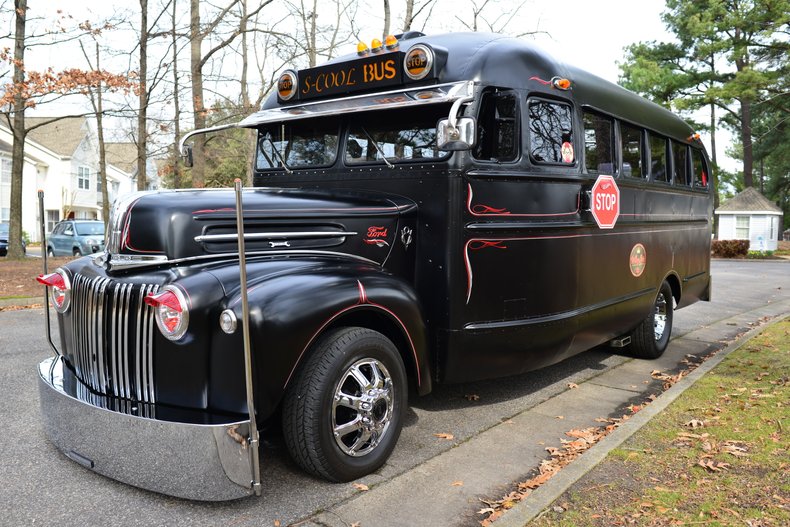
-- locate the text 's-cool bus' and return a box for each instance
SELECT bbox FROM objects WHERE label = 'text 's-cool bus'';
[36,32,712,500]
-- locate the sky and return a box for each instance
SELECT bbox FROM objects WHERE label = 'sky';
[11,0,731,170]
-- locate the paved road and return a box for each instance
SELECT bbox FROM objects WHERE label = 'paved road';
[1,260,788,526]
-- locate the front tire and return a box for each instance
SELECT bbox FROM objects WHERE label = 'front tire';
[629,280,674,359]
[282,327,407,482]
[72,248,82,257]
[47,247,55,257]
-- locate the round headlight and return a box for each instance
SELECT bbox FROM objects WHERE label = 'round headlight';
[36,269,71,313]
[144,286,190,341]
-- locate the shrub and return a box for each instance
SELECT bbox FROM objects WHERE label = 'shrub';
[747,250,774,259]
[711,239,750,258]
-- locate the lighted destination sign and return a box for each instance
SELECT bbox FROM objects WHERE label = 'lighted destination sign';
[294,53,406,101]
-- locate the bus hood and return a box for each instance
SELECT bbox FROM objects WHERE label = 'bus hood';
[104,188,417,270]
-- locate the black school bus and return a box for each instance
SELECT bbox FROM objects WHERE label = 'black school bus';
[36,31,712,500]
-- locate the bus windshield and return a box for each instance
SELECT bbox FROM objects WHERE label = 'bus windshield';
[257,118,339,170]
[345,105,450,165]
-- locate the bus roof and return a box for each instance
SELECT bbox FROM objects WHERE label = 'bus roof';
[255,32,695,143]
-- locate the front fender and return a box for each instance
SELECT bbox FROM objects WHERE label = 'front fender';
[208,258,430,420]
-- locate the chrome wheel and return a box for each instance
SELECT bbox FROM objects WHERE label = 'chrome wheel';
[653,291,668,341]
[332,358,394,457]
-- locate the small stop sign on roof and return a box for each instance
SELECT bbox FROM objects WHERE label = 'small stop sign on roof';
[591,175,620,229]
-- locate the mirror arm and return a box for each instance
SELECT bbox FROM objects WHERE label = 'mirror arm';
[447,96,474,138]
[178,122,243,166]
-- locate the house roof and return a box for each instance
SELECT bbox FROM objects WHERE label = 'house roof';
[104,143,138,175]
[716,187,783,214]
[25,117,87,157]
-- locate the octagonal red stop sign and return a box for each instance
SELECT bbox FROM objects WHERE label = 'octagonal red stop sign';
[591,174,620,229]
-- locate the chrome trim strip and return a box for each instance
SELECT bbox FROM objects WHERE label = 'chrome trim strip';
[122,283,132,400]
[238,81,474,127]
[108,249,380,270]
[194,231,358,243]
[38,356,254,501]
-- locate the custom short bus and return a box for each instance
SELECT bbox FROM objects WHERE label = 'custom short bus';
[36,31,712,500]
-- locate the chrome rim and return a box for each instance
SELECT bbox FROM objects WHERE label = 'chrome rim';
[331,358,394,457]
[653,292,668,341]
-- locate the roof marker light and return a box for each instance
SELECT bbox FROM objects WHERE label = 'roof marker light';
[357,41,369,56]
[385,35,398,50]
[552,77,572,90]
[371,38,383,53]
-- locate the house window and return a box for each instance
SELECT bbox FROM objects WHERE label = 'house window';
[78,166,91,190]
[1,207,9,221]
[0,157,10,184]
[46,210,59,233]
[735,216,749,239]
[96,174,103,193]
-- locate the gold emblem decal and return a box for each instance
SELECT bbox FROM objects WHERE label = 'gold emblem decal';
[629,243,647,277]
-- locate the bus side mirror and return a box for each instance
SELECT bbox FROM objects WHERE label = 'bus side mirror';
[182,144,194,168]
[437,117,476,151]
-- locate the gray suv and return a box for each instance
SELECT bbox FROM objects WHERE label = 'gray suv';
[47,220,105,257]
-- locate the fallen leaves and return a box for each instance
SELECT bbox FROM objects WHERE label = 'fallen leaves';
[697,459,731,472]
[465,394,480,401]
[567,382,578,389]
[434,432,454,440]
[451,480,464,487]
[352,483,369,492]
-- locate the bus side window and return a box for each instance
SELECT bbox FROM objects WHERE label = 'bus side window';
[620,123,644,178]
[691,148,709,190]
[672,141,689,186]
[583,111,614,174]
[528,99,574,165]
[649,133,669,183]
[474,90,519,162]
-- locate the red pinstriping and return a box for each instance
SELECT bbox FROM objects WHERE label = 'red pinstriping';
[467,183,580,217]
[283,280,421,389]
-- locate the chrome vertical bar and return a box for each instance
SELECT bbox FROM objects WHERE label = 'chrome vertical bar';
[135,286,145,401]
[146,284,158,404]
[96,279,109,391]
[122,283,132,400]
[37,190,60,357]
[235,179,262,496]
[110,283,120,397]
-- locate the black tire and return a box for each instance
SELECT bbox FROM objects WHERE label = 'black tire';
[282,327,407,482]
[47,247,54,257]
[72,247,82,257]
[629,280,674,359]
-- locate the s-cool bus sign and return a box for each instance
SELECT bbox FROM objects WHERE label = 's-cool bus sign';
[591,175,620,229]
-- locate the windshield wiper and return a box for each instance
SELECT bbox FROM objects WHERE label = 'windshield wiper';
[360,126,394,168]
[264,135,293,174]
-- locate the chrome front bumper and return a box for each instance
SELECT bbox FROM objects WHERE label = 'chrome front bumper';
[37,356,256,501]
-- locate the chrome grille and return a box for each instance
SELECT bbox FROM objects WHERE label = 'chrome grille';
[67,274,159,405]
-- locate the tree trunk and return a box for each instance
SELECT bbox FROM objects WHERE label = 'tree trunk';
[190,0,207,187]
[95,42,110,228]
[8,0,27,259]
[404,0,414,31]
[137,0,149,191]
[740,97,753,188]
[383,0,390,39]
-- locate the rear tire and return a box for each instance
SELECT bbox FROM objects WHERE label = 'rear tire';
[282,327,407,482]
[47,247,54,257]
[629,280,674,359]
[72,248,82,257]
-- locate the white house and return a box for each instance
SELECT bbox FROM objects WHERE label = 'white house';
[715,187,784,251]
[0,117,148,242]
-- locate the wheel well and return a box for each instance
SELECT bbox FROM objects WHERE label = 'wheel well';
[664,273,681,306]
[324,310,420,394]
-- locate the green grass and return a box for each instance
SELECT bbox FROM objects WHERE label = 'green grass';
[530,319,790,527]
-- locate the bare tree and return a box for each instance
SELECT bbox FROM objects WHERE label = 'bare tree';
[0,2,131,258]
[403,0,436,32]
[383,0,391,39]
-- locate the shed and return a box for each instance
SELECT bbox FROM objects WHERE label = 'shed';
[715,187,783,251]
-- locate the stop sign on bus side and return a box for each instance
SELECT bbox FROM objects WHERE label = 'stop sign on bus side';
[591,175,620,229]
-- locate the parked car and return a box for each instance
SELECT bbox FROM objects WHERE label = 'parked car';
[46,220,105,256]
[0,222,26,256]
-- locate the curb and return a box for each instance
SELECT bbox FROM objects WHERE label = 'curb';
[495,314,789,527]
